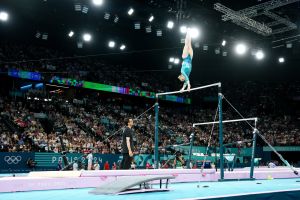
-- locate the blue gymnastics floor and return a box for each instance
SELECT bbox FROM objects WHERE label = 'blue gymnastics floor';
[1,178,300,200]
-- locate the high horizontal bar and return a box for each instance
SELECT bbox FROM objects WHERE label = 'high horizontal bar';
[193,117,258,127]
[156,82,221,97]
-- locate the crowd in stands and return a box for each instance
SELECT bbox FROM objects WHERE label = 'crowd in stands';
[1,90,300,155]
[0,43,176,93]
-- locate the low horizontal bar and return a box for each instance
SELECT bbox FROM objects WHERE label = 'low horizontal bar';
[193,117,258,127]
[156,82,221,97]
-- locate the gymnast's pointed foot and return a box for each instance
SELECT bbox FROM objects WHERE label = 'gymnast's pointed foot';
[187,84,191,92]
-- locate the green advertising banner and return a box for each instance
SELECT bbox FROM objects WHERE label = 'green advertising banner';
[263,146,300,152]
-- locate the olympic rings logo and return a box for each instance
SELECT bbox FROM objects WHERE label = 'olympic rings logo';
[4,156,22,165]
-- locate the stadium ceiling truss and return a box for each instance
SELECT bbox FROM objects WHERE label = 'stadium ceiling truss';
[214,0,300,36]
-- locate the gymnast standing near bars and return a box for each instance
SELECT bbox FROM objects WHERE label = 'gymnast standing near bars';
[178,29,193,92]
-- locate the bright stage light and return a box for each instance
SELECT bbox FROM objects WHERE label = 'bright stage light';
[189,27,200,39]
[83,33,92,42]
[279,57,285,63]
[68,31,74,37]
[0,11,9,21]
[255,50,264,60]
[169,57,175,62]
[128,8,134,15]
[108,41,115,48]
[180,26,187,33]
[222,40,226,46]
[92,0,103,6]
[167,21,174,29]
[235,43,247,55]
[174,58,180,64]
[120,44,126,50]
[149,15,154,22]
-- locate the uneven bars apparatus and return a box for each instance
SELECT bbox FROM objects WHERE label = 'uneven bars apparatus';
[154,82,223,175]
[193,117,258,181]
[156,83,221,97]
[192,117,258,127]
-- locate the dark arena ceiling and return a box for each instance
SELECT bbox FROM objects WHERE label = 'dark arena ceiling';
[0,0,300,81]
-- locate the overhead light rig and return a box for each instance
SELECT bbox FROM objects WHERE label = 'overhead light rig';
[214,0,300,36]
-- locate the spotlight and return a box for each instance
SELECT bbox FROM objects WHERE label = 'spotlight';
[255,50,264,60]
[279,57,285,63]
[74,3,82,11]
[145,26,152,33]
[128,8,134,15]
[108,41,115,48]
[235,43,247,55]
[0,11,9,21]
[180,26,187,33]
[42,33,48,40]
[104,12,110,20]
[134,22,140,29]
[174,58,180,64]
[149,15,154,22]
[68,31,74,37]
[82,5,89,14]
[156,29,162,37]
[120,44,126,50]
[92,0,103,6]
[222,40,226,46]
[167,21,174,29]
[189,27,200,39]
[35,32,41,38]
[114,15,119,23]
[169,57,175,62]
[83,33,92,42]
